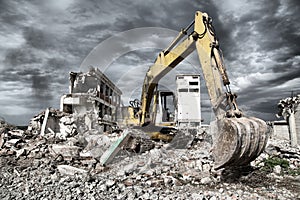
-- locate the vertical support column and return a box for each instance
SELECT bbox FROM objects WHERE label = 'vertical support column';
[69,72,77,94]
[112,91,115,104]
[295,105,300,145]
[108,87,111,103]
[117,95,120,106]
[101,104,104,118]
[97,81,101,98]
[111,89,116,121]
[288,111,298,147]
[103,83,107,102]
[277,96,300,146]
[41,108,50,136]
[100,81,104,99]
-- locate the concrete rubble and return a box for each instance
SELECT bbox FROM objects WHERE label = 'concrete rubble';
[0,115,299,199]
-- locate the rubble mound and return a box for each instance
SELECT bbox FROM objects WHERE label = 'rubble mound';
[0,113,299,199]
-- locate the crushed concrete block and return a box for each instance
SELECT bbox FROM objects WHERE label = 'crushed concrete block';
[123,162,138,175]
[8,130,24,138]
[47,127,56,138]
[50,144,80,159]
[105,179,115,188]
[16,148,26,158]
[5,139,23,148]
[100,130,130,166]
[24,139,46,152]
[0,133,4,148]
[57,165,88,176]
[167,129,195,149]
[200,177,212,184]
[59,116,77,139]
[80,134,112,159]
[56,130,68,140]
[79,151,93,158]
[80,158,97,167]
[84,134,111,150]
[202,163,211,172]
[5,150,15,155]
[273,165,282,174]
[85,147,105,159]
[60,116,74,125]
[40,108,50,136]
[0,148,7,155]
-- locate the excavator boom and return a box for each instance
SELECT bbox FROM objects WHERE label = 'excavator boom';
[138,11,269,169]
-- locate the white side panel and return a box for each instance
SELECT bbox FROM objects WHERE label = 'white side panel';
[63,97,80,105]
[176,75,201,127]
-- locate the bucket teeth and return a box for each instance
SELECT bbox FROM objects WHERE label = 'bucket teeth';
[212,117,269,170]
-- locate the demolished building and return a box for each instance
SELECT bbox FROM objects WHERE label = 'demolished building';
[60,67,122,132]
[276,94,300,146]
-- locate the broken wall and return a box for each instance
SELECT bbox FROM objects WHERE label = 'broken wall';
[294,105,300,143]
[61,67,122,131]
[277,95,300,146]
[273,120,289,140]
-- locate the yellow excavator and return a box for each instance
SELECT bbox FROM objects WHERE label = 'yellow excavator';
[124,11,269,169]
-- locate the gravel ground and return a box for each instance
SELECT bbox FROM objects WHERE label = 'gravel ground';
[1,129,299,200]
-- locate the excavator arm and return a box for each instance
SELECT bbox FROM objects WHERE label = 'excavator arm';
[141,11,240,124]
[139,11,269,169]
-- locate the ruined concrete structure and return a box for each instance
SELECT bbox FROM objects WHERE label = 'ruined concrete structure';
[272,120,289,140]
[277,94,300,146]
[60,67,122,131]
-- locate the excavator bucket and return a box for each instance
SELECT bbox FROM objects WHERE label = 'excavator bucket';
[211,117,269,170]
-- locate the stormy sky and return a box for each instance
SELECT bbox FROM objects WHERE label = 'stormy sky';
[0,0,299,125]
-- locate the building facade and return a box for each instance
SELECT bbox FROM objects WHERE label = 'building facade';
[60,67,122,131]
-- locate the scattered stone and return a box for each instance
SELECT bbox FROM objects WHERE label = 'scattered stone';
[15,148,26,158]
[105,179,115,188]
[273,165,282,174]
[57,165,88,176]
[201,177,212,185]
[202,163,211,172]
[0,133,4,148]
[50,144,80,159]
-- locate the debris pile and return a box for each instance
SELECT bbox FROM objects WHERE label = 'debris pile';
[27,108,77,139]
[0,108,155,167]
[0,117,18,136]
[0,114,299,199]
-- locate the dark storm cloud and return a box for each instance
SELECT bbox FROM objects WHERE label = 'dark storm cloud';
[105,49,159,83]
[0,0,299,125]
[0,1,27,25]
[31,73,52,98]
[251,100,283,115]
[23,27,56,50]
[254,3,300,53]
[4,47,42,66]
[73,24,110,36]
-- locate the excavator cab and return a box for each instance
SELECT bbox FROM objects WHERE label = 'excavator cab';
[152,90,176,126]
